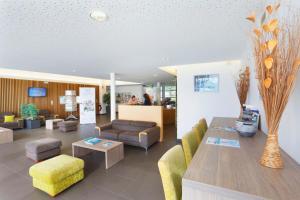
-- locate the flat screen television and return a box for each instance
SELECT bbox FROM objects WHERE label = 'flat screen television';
[28,87,47,97]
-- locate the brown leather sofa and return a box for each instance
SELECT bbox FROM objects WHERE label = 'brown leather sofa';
[98,120,160,151]
[0,112,24,129]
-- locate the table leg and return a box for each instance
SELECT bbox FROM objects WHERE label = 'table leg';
[73,145,94,158]
[105,144,124,169]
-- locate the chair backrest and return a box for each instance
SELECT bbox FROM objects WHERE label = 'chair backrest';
[182,130,199,166]
[192,124,204,145]
[158,145,187,200]
[199,118,208,133]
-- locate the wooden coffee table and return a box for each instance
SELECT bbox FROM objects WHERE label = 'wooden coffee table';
[72,139,124,169]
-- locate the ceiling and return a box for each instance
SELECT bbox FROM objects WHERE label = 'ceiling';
[0,0,267,83]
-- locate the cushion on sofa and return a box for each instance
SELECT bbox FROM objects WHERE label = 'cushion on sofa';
[118,131,139,143]
[0,112,13,122]
[112,120,156,132]
[101,129,121,140]
[4,115,15,123]
[130,121,156,128]
[29,154,84,184]
[26,138,62,153]
[112,120,138,132]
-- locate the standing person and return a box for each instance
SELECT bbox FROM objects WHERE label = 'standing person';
[128,95,138,105]
[143,93,152,105]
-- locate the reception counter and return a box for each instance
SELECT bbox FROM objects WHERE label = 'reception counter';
[118,105,164,142]
[183,117,300,200]
[163,108,176,125]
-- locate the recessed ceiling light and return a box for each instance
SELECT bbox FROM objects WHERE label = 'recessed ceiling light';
[90,10,107,22]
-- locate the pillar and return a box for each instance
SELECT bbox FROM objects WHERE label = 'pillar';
[156,82,161,105]
[99,83,107,114]
[110,73,116,121]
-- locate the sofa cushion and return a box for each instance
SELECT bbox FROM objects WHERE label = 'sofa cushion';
[112,120,138,131]
[112,120,156,132]
[26,138,62,153]
[101,129,121,140]
[4,115,15,123]
[130,121,156,128]
[119,131,139,143]
[0,112,14,122]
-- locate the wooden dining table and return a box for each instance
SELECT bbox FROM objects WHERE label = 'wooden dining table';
[182,117,300,200]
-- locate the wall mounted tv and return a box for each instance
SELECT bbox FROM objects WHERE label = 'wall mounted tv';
[28,87,47,97]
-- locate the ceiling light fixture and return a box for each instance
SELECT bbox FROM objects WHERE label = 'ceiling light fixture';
[90,10,107,22]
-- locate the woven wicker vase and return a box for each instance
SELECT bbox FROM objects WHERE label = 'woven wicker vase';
[260,133,283,169]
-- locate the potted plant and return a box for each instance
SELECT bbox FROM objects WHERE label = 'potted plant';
[103,93,110,115]
[20,104,41,129]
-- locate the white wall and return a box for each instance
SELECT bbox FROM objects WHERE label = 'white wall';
[177,60,241,139]
[116,84,144,101]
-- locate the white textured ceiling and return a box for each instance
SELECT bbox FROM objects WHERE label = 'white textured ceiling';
[0,0,265,83]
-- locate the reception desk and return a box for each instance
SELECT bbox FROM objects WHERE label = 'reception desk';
[163,108,176,125]
[118,105,164,142]
[183,117,300,200]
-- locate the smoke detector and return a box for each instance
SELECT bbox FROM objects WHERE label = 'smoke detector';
[90,10,107,22]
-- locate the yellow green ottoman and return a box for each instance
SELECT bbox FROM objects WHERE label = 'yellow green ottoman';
[29,154,84,197]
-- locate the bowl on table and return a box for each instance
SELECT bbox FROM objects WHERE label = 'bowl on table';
[235,120,258,137]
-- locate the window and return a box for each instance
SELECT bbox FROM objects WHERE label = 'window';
[162,85,176,102]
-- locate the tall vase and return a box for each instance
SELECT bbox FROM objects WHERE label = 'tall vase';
[260,132,283,169]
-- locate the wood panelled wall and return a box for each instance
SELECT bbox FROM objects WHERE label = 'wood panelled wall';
[0,78,100,117]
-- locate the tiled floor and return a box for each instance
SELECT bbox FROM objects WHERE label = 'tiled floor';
[0,115,177,200]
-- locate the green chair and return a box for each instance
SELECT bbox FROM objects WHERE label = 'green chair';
[158,145,187,200]
[192,124,204,145]
[182,131,199,166]
[199,118,208,133]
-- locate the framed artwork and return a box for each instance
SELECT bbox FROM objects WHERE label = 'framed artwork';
[194,74,219,92]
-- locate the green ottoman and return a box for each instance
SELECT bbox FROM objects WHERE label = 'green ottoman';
[29,154,84,196]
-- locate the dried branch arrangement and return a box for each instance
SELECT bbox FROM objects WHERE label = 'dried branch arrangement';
[236,66,250,107]
[246,3,300,168]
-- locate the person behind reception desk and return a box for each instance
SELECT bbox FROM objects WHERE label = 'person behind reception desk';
[143,93,152,106]
[128,95,139,105]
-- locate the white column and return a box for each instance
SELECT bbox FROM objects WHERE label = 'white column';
[99,84,107,114]
[156,82,161,105]
[110,73,116,121]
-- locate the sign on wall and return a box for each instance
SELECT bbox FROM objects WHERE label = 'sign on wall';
[64,90,77,112]
[194,74,219,92]
[79,88,96,124]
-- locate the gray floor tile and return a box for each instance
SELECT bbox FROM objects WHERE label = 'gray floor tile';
[0,115,176,200]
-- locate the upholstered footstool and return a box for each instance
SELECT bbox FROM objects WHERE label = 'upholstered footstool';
[29,154,84,197]
[25,138,62,162]
[58,121,78,132]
